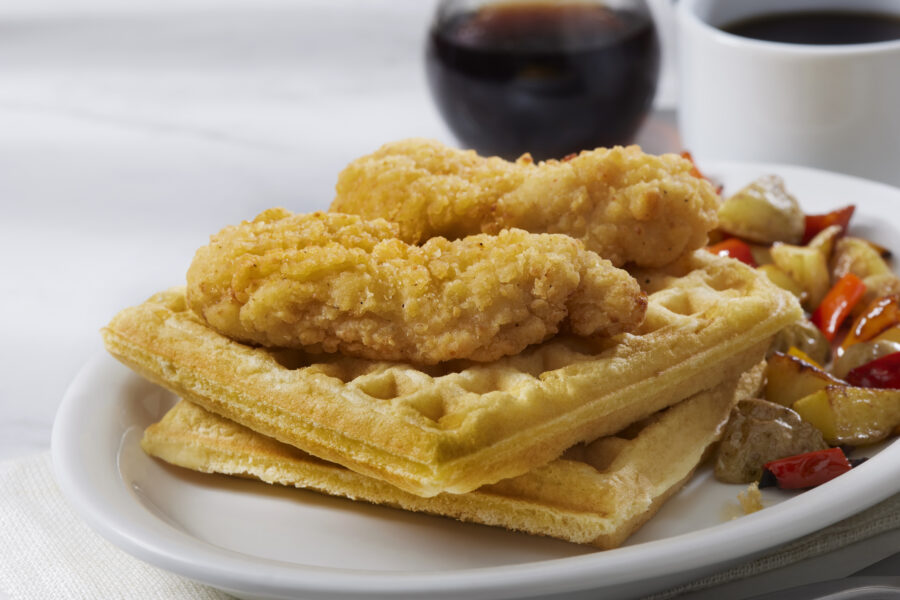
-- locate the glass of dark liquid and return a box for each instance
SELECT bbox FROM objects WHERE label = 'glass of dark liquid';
[425,0,660,161]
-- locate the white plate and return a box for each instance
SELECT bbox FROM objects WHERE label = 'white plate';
[52,162,900,600]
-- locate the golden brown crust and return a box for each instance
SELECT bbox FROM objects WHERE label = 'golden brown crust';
[330,139,720,268]
[185,209,646,364]
[141,364,765,548]
[104,251,802,497]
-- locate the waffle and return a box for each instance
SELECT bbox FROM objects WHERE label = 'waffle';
[142,364,764,548]
[102,251,801,497]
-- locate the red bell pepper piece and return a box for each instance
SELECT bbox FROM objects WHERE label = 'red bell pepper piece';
[763,447,852,490]
[811,273,866,341]
[845,351,900,389]
[802,205,855,244]
[706,238,757,267]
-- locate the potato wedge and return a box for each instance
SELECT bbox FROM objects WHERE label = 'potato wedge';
[806,224,843,261]
[793,385,900,445]
[770,242,830,310]
[718,175,804,244]
[765,352,845,407]
[757,264,803,299]
[832,237,893,280]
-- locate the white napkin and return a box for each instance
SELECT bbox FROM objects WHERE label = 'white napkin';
[646,491,900,599]
[1,451,898,600]
[0,453,230,600]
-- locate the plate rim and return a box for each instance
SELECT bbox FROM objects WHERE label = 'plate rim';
[52,160,900,599]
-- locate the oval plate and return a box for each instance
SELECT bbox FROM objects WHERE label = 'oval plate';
[52,161,900,600]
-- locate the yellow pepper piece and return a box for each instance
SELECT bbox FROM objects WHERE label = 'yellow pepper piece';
[787,346,823,369]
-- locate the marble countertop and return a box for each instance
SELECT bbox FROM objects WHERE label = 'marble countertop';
[0,0,443,460]
[1,2,896,598]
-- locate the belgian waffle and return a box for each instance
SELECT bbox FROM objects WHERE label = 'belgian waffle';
[103,251,801,497]
[141,364,764,548]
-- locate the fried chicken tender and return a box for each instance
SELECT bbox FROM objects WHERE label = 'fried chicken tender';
[330,139,720,268]
[186,209,646,364]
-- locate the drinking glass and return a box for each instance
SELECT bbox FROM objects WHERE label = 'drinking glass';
[425,0,661,160]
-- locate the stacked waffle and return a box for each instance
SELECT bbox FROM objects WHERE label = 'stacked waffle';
[102,141,802,547]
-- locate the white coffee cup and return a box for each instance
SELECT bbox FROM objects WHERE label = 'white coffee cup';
[676,0,900,187]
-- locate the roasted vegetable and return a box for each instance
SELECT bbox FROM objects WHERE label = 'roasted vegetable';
[765,352,845,407]
[874,325,900,344]
[787,346,822,368]
[761,447,852,490]
[832,237,893,280]
[714,399,828,484]
[793,385,900,445]
[846,352,900,390]
[842,294,900,351]
[714,172,900,469]
[802,205,855,245]
[707,238,757,267]
[810,273,866,341]
[758,264,804,299]
[831,340,900,379]
[805,224,844,260]
[718,175,805,244]
[770,242,830,310]
[749,244,774,267]
[857,274,900,312]
[768,319,831,365]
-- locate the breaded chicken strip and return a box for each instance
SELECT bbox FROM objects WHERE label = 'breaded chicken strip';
[330,139,720,268]
[186,209,646,364]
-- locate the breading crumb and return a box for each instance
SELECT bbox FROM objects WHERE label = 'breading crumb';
[738,482,764,514]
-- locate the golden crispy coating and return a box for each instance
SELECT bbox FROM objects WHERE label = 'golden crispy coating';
[330,139,721,268]
[185,209,646,364]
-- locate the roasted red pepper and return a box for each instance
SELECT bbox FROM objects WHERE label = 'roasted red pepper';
[845,351,900,389]
[706,238,757,267]
[811,273,867,341]
[802,205,855,244]
[763,447,852,489]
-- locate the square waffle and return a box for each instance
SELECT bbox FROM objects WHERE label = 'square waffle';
[141,364,764,548]
[102,251,801,497]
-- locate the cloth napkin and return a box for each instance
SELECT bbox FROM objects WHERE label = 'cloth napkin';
[0,453,232,600]
[1,451,898,600]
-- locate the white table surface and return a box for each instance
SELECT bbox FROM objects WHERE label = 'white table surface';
[0,1,896,598]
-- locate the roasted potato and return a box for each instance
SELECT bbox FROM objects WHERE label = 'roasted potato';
[793,385,900,445]
[806,224,843,260]
[770,242,830,310]
[832,236,893,280]
[718,175,805,244]
[758,264,804,300]
[765,352,845,407]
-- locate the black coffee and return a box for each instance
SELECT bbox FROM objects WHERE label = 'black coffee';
[723,11,900,45]
[425,2,659,160]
